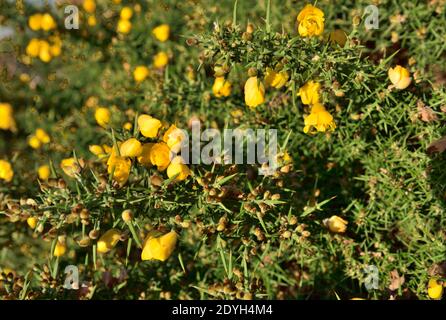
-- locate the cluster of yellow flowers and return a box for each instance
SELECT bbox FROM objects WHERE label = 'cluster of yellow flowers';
[28,13,56,32]
[89,113,190,186]
[0,103,16,132]
[28,128,50,149]
[299,81,336,134]
[26,13,61,63]
[131,24,170,82]
[82,0,97,27]
[117,6,133,34]
[52,221,178,262]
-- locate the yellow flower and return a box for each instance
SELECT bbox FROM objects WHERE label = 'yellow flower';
[303,103,336,134]
[264,67,289,89]
[0,160,14,183]
[28,14,43,31]
[97,229,121,253]
[297,4,325,37]
[133,66,150,83]
[107,153,131,185]
[323,215,348,233]
[53,240,67,257]
[212,77,232,97]
[60,157,85,177]
[83,0,96,14]
[120,7,133,20]
[38,40,52,63]
[138,114,162,138]
[87,15,97,27]
[95,107,111,127]
[388,65,411,90]
[0,103,16,131]
[152,24,170,42]
[89,145,109,160]
[163,124,186,153]
[117,19,132,34]
[28,136,41,149]
[427,278,443,300]
[328,29,347,47]
[149,142,172,171]
[298,80,320,105]
[244,76,265,108]
[38,165,51,180]
[35,128,50,144]
[41,13,56,31]
[137,143,154,167]
[167,156,190,181]
[50,44,62,57]
[27,217,38,229]
[123,122,132,131]
[120,138,143,157]
[26,39,41,57]
[141,230,178,261]
[153,51,169,68]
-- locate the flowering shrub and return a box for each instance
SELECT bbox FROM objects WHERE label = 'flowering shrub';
[0,0,445,300]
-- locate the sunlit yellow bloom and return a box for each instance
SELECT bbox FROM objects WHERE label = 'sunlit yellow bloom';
[329,29,347,47]
[117,19,132,34]
[244,76,265,108]
[153,51,169,68]
[167,156,190,181]
[388,65,411,90]
[60,157,85,177]
[35,128,50,144]
[264,67,289,89]
[89,145,104,156]
[38,165,51,180]
[138,114,162,138]
[120,7,133,20]
[97,229,121,253]
[38,40,52,63]
[297,4,324,37]
[41,13,56,31]
[123,122,132,131]
[50,44,62,57]
[141,230,178,261]
[163,124,186,153]
[428,278,443,300]
[28,136,41,149]
[26,39,41,57]
[152,24,170,42]
[83,0,96,13]
[0,160,14,183]
[137,143,154,167]
[120,138,142,157]
[323,215,348,233]
[149,142,172,171]
[303,103,336,134]
[212,77,232,97]
[87,15,97,27]
[53,240,67,257]
[298,80,320,105]
[107,154,131,185]
[27,217,38,229]
[0,103,16,131]
[133,66,150,83]
[95,107,111,128]
[28,14,43,31]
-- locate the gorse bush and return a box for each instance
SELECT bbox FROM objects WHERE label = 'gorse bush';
[0,0,445,300]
